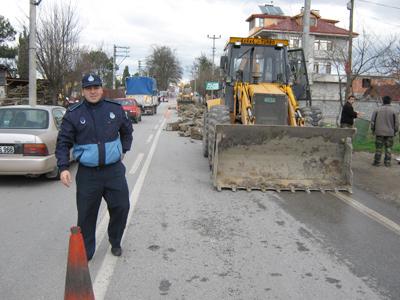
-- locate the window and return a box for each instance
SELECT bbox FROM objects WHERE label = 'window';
[313,63,319,74]
[0,108,49,129]
[314,39,333,51]
[289,38,301,49]
[256,18,264,27]
[53,109,65,129]
[362,78,371,88]
[313,62,332,74]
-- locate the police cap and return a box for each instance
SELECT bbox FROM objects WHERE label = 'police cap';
[82,73,102,88]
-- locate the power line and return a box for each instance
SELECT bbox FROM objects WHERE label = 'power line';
[358,0,400,10]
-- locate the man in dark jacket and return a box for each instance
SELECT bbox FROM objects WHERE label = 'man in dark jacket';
[56,73,133,260]
[340,95,362,128]
[371,95,399,167]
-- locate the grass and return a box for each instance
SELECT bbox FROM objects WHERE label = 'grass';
[353,135,400,153]
[322,118,400,153]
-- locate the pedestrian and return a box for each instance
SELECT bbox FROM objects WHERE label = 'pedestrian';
[56,73,133,260]
[340,95,362,128]
[371,95,399,167]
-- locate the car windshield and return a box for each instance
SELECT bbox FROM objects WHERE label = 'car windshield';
[0,108,49,129]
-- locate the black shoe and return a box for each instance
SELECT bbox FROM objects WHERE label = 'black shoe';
[111,247,122,257]
[384,162,391,167]
[372,162,380,166]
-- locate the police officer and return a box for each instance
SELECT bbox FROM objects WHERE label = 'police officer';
[56,73,133,260]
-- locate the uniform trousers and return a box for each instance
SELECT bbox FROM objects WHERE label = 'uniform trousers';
[75,161,130,259]
[374,136,394,165]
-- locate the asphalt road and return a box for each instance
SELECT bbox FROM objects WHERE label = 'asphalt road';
[0,99,399,299]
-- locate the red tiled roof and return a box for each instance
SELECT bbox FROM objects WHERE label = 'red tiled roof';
[257,17,352,36]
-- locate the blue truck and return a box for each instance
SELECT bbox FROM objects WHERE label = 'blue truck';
[125,76,159,115]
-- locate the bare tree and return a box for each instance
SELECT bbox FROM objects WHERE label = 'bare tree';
[191,54,213,96]
[375,36,400,80]
[146,45,182,91]
[326,30,394,103]
[36,2,80,104]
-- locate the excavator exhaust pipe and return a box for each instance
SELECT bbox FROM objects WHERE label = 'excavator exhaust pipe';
[212,125,355,193]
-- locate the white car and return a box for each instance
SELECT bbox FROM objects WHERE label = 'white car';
[0,105,66,178]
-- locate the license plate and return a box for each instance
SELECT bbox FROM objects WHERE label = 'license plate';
[0,145,15,154]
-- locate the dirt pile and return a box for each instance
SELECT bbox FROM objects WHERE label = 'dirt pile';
[166,103,205,140]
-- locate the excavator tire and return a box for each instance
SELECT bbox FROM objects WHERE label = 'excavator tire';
[300,106,323,127]
[206,105,230,169]
[202,112,209,157]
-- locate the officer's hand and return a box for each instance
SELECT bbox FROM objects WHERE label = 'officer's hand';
[60,170,72,187]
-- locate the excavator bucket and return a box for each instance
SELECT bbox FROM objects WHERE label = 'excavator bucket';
[212,125,355,193]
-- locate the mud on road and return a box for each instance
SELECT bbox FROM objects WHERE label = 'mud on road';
[352,151,400,205]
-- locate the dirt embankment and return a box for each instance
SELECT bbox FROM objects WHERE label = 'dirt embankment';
[352,151,400,205]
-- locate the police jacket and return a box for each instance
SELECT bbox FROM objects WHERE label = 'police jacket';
[340,101,358,125]
[56,99,133,172]
[371,104,399,137]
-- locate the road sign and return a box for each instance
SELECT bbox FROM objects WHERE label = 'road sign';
[205,81,220,91]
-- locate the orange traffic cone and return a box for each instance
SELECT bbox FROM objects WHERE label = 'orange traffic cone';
[64,226,95,300]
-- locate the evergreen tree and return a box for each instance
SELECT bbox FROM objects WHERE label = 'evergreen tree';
[0,15,17,60]
[17,27,29,79]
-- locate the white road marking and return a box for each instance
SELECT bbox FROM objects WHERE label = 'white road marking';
[146,134,153,144]
[331,192,400,236]
[128,153,144,175]
[154,124,159,130]
[93,119,166,300]
[92,153,145,258]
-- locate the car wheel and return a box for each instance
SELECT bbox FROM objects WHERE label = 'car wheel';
[139,115,142,122]
[45,166,60,180]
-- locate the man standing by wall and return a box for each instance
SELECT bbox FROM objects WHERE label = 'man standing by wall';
[371,95,399,167]
[340,95,362,128]
[56,73,133,260]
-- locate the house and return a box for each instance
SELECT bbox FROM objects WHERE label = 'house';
[352,76,400,102]
[246,4,355,103]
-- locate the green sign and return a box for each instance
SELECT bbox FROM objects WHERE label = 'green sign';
[263,97,276,103]
[205,81,220,91]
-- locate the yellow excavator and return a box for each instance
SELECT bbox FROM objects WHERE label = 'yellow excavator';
[203,37,355,192]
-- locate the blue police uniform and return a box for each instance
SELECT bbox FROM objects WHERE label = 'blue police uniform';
[56,77,133,260]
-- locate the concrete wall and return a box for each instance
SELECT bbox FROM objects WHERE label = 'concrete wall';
[311,81,344,102]
[299,99,400,125]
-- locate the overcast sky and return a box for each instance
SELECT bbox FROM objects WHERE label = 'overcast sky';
[3,0,400,81]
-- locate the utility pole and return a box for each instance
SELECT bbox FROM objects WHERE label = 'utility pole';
[112,45,129,89]
[29,0,42,106]
[138,60,142,75]
[345,0,354,100]
[302,0,311,83]
[207,34,221,98]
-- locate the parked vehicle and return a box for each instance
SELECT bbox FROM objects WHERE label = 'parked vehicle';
[158,90,169,102]
[0,105,66,178]
[125,76,159,115]
[113,98,142,123]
